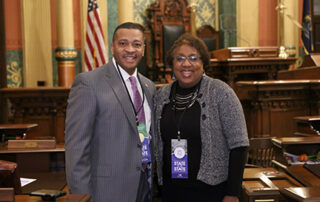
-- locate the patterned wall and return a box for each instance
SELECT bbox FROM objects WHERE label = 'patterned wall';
[133,0,218,29]
[107,0,118,59]
[6,50,23,88]
[134,0,152,24]
[194,0,217,29]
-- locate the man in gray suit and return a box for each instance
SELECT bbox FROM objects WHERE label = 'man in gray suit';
[65,22,156,202]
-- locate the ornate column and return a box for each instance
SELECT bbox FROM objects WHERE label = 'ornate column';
[276,0,286,47]
[21,0,52,87]
[276,0,300,62]
[237,0,259,47]
[276,0,288,58]
[118,0,134,24]
[189,2,199,36]
[55,0,77,87]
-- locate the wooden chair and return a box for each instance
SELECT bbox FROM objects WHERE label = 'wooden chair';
[147,0,192,83]
[196,25,219,52]
[247,137,275,168]
[0,160,22,195]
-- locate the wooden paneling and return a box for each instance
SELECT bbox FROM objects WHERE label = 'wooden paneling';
[236,80,320,138]
[278,66,320,80]
[208,47,296,90]
[242,167,302,202]
[0,88,69,143]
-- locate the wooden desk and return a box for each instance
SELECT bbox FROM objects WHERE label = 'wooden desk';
[281,187,320,202]
[0,124,38,143]
[207,47,296,90]
[21,172,66,194]
[286,165,320,187]
[0,124,38,135]
[0,144,65,173]
[14,194,90,202]
[278,66,320,80]
[236,80,320,138]
[0,87,70,143]
[242,168,302,202]
[272,136,320,145]
[294,115,320,136]
[271,137,320,167]
[271,136,320,189]
[0,144,66,194]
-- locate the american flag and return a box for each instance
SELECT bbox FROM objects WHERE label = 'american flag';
[301,0,313,54]
[84,0,108,71]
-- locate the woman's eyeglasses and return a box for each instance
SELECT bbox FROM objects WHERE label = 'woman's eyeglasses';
[174,56,201,64]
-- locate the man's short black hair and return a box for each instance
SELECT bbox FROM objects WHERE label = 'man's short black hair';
[112,22,145,42]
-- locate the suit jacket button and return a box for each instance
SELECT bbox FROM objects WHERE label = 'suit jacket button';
[202,114,206,120]
[137,143,142,148]
[136,166,141,171]
[202,102,206,108]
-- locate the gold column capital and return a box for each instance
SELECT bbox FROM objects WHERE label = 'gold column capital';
[55,48,77,61]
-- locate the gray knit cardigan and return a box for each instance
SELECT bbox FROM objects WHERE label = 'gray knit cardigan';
[153,74,249,186]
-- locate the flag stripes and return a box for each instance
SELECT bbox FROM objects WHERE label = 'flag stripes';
[84,0,108,71]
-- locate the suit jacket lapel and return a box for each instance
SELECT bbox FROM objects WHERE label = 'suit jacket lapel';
[139,73,153,110]
[104,63,138,134]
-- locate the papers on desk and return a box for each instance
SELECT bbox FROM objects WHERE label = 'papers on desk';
[284,152,320,165]
[20,177,37,187]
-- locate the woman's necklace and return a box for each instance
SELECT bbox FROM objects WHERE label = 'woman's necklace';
[172,89,199,110]
[171,80,201,111]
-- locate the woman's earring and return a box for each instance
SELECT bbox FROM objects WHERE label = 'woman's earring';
[172,73,176,80]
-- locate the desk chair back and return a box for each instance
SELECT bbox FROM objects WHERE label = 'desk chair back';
[247,137,275,168]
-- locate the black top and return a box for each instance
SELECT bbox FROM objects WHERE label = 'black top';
[160,81,247,197]
[161,82,202,187]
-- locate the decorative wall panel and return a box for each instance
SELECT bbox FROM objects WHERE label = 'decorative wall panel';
[195,0,217,29]
[6,50,23,88]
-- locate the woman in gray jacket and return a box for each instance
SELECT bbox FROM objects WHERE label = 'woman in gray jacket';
[154,33,249,202]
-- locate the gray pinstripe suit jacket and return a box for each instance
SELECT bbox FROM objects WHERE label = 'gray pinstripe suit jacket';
[65,61,156,202]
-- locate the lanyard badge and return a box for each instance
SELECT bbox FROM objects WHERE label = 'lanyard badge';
[171,139,188,179]
[138,123,151,163]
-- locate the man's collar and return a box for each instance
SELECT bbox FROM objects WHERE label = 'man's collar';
[112,57,138,80]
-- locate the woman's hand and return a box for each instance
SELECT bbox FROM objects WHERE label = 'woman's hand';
[222,195,239,202]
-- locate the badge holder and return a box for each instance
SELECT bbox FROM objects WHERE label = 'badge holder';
[171,139,188,179]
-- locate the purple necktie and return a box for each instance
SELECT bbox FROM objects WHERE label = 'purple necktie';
[129,76,145,124]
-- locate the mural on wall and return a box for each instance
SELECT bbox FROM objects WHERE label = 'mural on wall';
[6,50,23,88]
